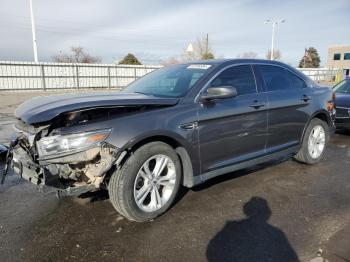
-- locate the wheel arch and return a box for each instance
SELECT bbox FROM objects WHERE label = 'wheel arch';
[118,134,195,188]
[312,110,332,126]
[300,109,332,148]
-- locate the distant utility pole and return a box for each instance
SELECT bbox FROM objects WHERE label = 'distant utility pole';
[205,33,209,54]
[29,0,38,62]
[264,19,285,60]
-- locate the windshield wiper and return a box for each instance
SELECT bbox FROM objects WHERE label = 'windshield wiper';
[133,91,150,96]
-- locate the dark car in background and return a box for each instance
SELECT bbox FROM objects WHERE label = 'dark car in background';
[334,79,350,130]
[1,59,334,222]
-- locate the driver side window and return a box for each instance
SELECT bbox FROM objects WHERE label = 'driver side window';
[210,65,257,95]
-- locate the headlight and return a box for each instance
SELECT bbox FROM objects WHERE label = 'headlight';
[36,129,111,158]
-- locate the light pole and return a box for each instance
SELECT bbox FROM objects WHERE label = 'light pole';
[265,19,285,60]
[29,0,38,62]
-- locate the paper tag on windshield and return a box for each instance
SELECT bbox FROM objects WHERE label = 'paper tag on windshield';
[187,64,211,70]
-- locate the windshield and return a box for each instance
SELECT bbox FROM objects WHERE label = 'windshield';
[123,64,210,98]
[334,80,350,94]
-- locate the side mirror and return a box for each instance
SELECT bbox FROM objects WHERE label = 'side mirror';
[200,86,237,101]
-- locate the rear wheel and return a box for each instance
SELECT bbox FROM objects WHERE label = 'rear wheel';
[108,142,181,222]
[294,118,329,164]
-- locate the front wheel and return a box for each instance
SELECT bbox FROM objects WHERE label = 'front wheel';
[294,118,329,164]
[108,142,182,222]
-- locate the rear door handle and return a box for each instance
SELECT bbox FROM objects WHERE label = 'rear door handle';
[250,101,266,109]
[301,95,311,102]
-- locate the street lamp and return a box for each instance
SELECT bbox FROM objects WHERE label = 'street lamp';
[29,0,39,62]
[265,19,285,60]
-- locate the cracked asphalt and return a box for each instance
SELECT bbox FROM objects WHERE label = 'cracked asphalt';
[0,91,350,262]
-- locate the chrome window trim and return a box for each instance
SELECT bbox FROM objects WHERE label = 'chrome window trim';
[194,62,309,102]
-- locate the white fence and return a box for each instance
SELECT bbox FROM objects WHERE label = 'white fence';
[298,68,342,82]
[0,61,342,91]
[0,61,161,91]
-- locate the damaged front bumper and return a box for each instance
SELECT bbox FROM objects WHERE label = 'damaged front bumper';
[5,141,121,197]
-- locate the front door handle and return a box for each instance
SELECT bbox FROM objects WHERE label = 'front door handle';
[179,122,198,131]
[301,95,311,102]
[250,101,266,109]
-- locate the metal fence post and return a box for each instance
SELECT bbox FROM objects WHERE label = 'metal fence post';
[40,64,46,91]
[107,66,111,89]
[134,67,137,81]
[75,65,80,90]
[115,66,118,89]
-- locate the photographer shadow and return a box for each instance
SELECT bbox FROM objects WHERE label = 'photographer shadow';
[207,197,299,262]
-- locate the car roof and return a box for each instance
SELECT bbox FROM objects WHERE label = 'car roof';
[181,58,315,86]
[182,58,289,67]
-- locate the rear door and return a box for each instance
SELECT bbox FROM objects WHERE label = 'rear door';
[255,65,311,150]
[197,64,268,173]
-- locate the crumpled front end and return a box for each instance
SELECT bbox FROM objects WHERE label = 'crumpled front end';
[7,119,121,197]
[2,97,174,195]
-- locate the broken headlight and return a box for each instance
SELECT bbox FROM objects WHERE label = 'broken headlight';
[36,129,111,158]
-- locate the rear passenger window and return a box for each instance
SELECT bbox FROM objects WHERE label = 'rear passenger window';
[258,65,291,91]
[287,71,307,89]
[210,65,257,95]
[258,65,306,91]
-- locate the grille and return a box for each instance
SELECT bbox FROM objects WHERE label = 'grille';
[336,107,350,118]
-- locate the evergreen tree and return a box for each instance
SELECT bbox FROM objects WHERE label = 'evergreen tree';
[298,47,321,68]
[119,53,142,65]
[202,52,215,60]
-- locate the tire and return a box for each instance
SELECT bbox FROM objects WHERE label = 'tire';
[294,118,329,164]
[108,142,182,222]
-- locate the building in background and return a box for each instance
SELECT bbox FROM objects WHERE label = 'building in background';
[327,45,350,77]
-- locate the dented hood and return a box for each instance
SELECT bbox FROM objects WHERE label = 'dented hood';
[15,92,179,124]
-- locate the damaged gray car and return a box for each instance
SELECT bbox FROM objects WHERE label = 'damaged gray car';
[1,59,334,222]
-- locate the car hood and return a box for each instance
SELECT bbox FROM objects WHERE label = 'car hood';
[335,93,350,108]
[15,92,179,124]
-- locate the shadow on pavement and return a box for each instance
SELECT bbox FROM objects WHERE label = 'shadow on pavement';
[335,129,350,136]
[206,197,300,262]
[192,157,288,192]
[79,189,110,202]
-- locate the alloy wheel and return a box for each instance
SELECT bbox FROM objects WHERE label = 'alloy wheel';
[133,154,176,212]
[308,125,326,159]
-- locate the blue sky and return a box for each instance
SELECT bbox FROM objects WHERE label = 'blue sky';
[0,0,349,66]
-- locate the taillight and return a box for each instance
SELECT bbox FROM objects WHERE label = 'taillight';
[327,92,335,112]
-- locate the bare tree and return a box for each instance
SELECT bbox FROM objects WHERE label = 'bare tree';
[266,49,281,60]
[182,35,215,61]
[237,52,258,59]
[161,57,180,66]
[53,46,101,63]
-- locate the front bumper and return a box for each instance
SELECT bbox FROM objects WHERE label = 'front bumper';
[10,146,99,197]
[335,118,350,130]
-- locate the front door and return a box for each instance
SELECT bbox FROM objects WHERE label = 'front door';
[197,65,268,173]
